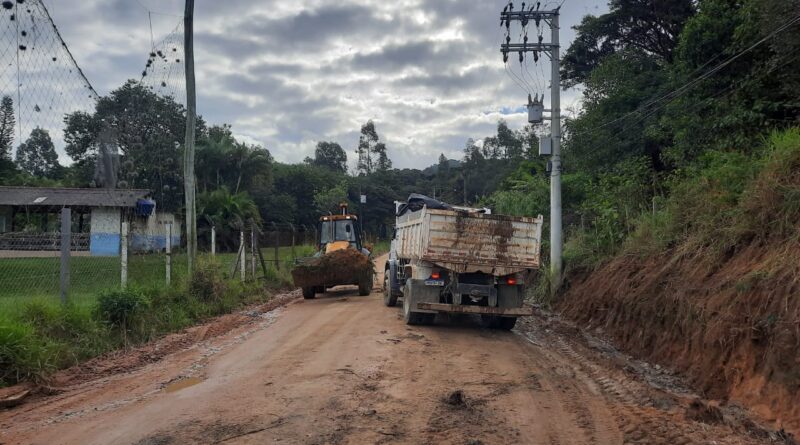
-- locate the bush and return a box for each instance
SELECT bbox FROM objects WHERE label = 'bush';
[96,288,149,332]
[20,300,111,361]
[188,258,227,302]
[0,321,58,385]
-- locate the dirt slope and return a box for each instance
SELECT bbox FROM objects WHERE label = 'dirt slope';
[559,242,800,436]
[0,256,786,444]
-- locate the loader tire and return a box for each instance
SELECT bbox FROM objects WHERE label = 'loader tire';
[481,315,517,330]
[302,287,316,299]
[358,274,372,296]
[383,273,397,307]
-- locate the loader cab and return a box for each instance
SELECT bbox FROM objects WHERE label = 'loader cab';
[319,214,363,254]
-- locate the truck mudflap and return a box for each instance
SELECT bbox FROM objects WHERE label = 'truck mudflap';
[416,302,535,316]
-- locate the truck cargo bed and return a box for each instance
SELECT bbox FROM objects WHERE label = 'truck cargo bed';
[395,208,543,276]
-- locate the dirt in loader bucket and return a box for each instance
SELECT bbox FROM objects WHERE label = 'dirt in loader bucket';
[291,248,374,289]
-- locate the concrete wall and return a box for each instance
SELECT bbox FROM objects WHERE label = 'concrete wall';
[129,212,182,252]
[90,207,121,256]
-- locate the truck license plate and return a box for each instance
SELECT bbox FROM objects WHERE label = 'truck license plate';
[424,279,445,286]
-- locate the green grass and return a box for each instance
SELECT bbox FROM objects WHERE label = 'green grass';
[0,245,316,309]
[0,241,373,386]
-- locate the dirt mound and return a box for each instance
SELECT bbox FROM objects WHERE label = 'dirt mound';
[291,248,372,288]
[558,240,800,435]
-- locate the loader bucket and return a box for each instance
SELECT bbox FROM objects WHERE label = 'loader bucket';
[291,248,373,290]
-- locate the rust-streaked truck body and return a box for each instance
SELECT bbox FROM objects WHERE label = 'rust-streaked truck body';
[386,205,543,329]
[395,208,543,277]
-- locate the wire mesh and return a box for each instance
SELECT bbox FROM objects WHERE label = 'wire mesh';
[139,19,186,107]
[0,225,119,304]
[0,0,98,160]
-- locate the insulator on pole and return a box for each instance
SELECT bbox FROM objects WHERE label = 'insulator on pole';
[534,51,539,62]
[539,34,543,44]
[509,2,514,10]
[519,51,524,63]
[502,50,509,63]
[506,35,511,44]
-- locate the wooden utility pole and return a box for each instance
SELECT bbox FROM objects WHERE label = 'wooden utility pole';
[183,0,197,273]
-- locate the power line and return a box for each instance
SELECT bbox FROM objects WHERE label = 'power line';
[572,13,800,137]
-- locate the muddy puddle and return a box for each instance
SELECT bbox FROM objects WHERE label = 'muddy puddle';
[163,377,203,393]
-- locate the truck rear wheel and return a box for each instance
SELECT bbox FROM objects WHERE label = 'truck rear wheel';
[302,287,315,299]
[358,274,372,296]
[403,290,434,325]
[383,273,397,307]
[481,315,517,330]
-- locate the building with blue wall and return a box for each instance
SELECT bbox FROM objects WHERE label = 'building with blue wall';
[0,187,180,256]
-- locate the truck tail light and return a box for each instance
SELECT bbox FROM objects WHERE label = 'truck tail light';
[506,276,517,285]
[430,271,441,280]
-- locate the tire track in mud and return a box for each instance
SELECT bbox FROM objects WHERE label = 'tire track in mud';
[518,317,778,445]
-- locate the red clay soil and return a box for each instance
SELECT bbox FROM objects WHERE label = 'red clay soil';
[558,240,800,435]
[291,248,372,288]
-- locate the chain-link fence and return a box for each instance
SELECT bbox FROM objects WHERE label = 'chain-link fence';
[0,224,120,304]
[0,212,324,307]
[207,222,317,283]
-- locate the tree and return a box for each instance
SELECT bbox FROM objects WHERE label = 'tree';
[375,142,392,172]
[311,141,347,173]
[356,120,391,175]
[63,80,206,210]
[15,128,62,178]
[561,0,694,87]
[198,187,260,251]
[0,96,14,161]
[313,180,350,215]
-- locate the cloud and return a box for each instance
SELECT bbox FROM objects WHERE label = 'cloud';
[33,0,607,169]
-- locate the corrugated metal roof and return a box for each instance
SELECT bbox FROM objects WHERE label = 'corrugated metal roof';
[0,187,151,208]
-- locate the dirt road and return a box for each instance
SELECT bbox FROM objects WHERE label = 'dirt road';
[0,256,785,444]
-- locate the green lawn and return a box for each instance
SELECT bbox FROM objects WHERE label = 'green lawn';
[0,245,316,315]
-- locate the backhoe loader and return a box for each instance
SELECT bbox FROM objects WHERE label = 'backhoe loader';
[291,203,373,299]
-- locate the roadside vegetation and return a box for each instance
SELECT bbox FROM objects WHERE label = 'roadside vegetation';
[1,263,263,386]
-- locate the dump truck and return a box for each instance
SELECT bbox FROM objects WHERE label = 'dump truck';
[292,203,373,299]
[384,194,543,329]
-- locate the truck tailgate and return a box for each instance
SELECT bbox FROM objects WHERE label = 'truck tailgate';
[396,208,543,276]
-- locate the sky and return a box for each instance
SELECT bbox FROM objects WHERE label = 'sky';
[42,0,607,170]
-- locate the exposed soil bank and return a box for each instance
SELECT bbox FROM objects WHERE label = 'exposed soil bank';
[559,240,800,435]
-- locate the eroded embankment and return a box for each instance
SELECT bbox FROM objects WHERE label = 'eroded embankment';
[558,240,800,435]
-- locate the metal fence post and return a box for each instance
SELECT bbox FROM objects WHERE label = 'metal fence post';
[121,222,128,289]
[166,223,172,286]
[250,225,256,280]
[211,225,216,258]
[272,222,280,271]
[60,208,71,304]
[289,223,296,261]
[239,231,245,282]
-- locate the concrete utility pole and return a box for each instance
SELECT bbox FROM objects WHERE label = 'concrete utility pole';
[500,4,563,286]
[183,0,197,273]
